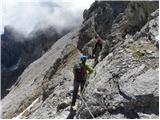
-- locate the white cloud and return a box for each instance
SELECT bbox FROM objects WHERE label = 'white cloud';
[1,0,95,35]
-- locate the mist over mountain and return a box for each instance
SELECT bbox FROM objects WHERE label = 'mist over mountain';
[1,0,94,35]
[1,25,70,98]
[1,0,94,98]
[1,1,159,119]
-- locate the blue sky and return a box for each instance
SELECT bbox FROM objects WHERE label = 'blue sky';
[1,0,94,35]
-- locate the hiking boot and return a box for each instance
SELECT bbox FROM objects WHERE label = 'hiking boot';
[70,101,75,106]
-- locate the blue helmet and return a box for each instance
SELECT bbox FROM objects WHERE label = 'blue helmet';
[80,55,88,62]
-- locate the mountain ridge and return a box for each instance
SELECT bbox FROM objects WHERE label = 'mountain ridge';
[1,1,159,119]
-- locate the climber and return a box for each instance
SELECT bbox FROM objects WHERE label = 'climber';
[71,55,93,107]
[92,34,103,67]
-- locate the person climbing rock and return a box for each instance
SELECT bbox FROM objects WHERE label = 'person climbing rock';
[92,34,103,67]
[71,55,93,107]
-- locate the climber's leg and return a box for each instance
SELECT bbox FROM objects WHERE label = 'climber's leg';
[80,81,86,93]
[71,81,79,106]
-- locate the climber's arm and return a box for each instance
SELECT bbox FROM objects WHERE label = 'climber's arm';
[85,64,93,74]
[100,43,103,51]
[73,64,77,76]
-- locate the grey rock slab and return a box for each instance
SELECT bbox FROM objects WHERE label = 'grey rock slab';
[1,28,80,119]
[120,68,158,97]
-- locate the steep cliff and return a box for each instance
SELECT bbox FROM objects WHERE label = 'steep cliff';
[1,26,68,98]
[1,1,159,119]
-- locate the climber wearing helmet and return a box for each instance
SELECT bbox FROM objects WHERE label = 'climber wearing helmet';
[71,55,93,107]
[92,34,103,67]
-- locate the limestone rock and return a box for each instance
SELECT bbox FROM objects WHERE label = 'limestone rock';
[1,1,158,119]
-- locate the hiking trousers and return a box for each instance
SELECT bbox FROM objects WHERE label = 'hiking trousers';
[71,80,85,106]
[94,51,100,67]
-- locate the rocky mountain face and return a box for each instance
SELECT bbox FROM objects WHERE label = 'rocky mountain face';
[1,1,159,119]
[1,26,69,98]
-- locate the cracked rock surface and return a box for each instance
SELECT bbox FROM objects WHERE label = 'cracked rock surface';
[1,1,159,119]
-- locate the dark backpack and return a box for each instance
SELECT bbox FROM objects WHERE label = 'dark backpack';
[74,63,86,82]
